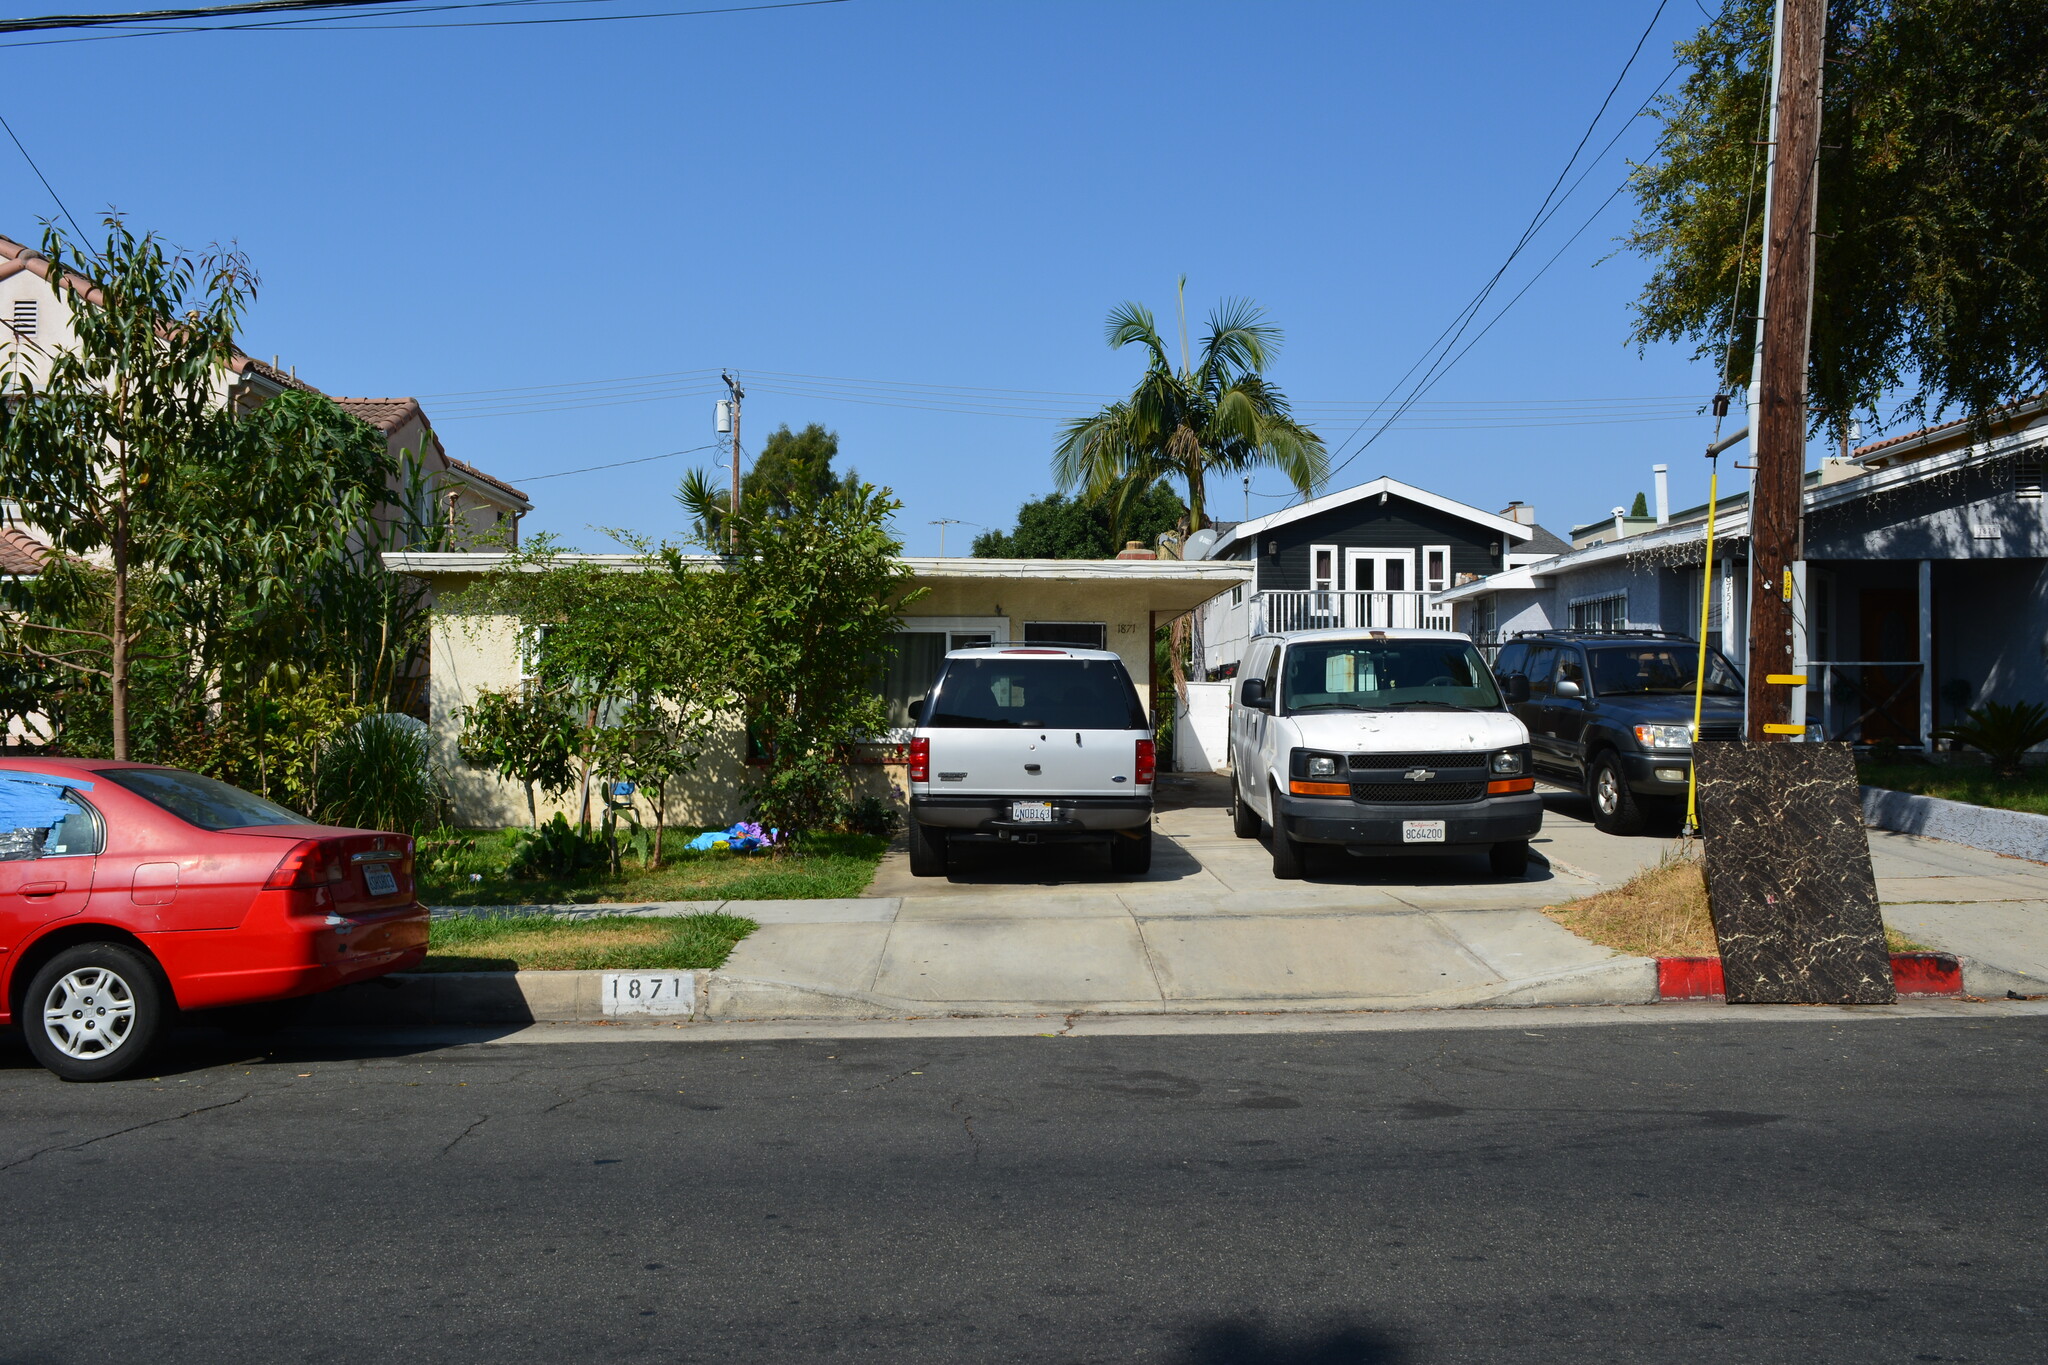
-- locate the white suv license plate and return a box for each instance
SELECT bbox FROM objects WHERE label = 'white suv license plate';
[1010,801,1054,823]
[1402,820,1447,844]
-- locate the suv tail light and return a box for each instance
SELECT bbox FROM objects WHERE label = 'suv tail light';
[264,839,344,890]
[1135,738,1156,786]
[907,737,930,783]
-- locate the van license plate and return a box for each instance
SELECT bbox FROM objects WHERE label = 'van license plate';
[362,863,398,897]
[1010,801,1054,823]
[1402,820,1446,844]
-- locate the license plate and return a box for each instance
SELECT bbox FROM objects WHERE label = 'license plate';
[1010,801,1054,823]
[361,862,398,897]
[1402,820,1447,844]
[603,972,696,1017]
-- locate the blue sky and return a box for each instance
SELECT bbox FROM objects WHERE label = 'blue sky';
[0,0,1759,552]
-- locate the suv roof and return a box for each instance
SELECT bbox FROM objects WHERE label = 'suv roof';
[1508,629,1695,645]
[943,645,1124,661]
[1251,627,1473,645]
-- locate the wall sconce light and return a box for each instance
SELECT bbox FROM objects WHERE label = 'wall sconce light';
[1490,542,1501,555]
[1266,540,1278,556]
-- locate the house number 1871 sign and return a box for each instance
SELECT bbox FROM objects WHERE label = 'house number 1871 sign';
[602,972,695,1016]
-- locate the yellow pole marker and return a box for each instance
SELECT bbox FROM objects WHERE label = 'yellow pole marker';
[1766,673,1807,685]
[1687,463,1721,835]
[1763,723,1806,735]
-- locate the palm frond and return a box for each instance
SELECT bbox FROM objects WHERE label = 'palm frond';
[1104,302,1174,373]
[1201,297,1282,385]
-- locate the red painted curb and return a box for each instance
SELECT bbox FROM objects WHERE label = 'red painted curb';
[1656,953,1963,1001]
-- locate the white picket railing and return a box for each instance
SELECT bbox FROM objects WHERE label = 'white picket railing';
[1251,589,1455,635]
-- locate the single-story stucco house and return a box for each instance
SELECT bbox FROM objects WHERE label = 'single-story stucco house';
[385,551,1250,827]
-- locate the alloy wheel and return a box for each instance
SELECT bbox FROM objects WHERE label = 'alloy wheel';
[42,967,138,1059]
[1595,767,1620,815]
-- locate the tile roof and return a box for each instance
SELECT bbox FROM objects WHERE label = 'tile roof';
[1852,393,2048,461]
[331,396,426,432]
[0,526,53,576]
[443,456,529,503]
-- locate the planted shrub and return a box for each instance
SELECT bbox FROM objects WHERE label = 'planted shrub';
[508,813,606,880]
[317,713,444,834]
[1936,701,2048,778]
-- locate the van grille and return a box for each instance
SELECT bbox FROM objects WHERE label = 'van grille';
[1350,782,1485,804]
[1347,752,1485,771]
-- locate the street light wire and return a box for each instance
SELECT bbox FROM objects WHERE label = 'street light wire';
[0,109,90,246]
[512,439,723,482]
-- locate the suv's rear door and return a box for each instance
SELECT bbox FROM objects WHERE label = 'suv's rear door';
[923,654,1148,797]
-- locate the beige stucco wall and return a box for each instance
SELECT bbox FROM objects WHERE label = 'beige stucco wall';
[905,579,1158,708]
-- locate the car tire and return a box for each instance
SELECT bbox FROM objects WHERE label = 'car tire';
[1109,827,1153,875]
[22,942,169,1083]
[1230,780,1261,839]
[1268,786,1309,880]
[906,819,948,878]
[1588,752,1648,835]
[1489,840,1531,879]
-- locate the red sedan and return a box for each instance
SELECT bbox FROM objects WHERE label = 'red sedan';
[0,756,428,1081]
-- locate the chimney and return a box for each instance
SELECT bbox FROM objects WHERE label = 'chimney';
[1653,464,1670,525]
[1499,501,1535,526]
[1611,507,1628,541]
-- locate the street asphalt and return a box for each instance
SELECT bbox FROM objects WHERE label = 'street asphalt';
[2,1014,2045,1365]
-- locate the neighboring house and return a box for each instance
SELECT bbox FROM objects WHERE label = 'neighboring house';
[1435,398,2048,749]
[0,233,528,551]
[1193,475,1569,677]
[384,550,1252,826]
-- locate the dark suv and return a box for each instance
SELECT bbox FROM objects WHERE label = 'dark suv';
[1490,630,1744,833]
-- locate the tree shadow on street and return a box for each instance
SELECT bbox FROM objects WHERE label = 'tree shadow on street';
[1167,1317,1408,1365]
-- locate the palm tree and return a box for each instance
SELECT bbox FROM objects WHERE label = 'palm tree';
[1055,288,1327,534]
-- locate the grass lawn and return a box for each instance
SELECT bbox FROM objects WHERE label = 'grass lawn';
[1858,762,2048,818]
[1544,852,1921,958]
[418,829,889,906]
[421,911,759,972]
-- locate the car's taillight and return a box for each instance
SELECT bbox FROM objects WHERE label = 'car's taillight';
[907,737,930,783]
[1135,738,1156,786]
[264,839,347,891]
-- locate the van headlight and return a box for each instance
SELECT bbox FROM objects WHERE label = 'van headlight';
[1490,748,1526,775]
[1634,724,1693,750]
[1306,753,1341,778]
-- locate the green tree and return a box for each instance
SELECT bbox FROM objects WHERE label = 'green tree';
[1627,0,2048,431]
[971,482,1187,558]
[671,482,925,832]
[0,218,251,758]
[678,422,854,541]
[1056,288,1327,531]
[1630,491,1649,518]
[457,686,579,828]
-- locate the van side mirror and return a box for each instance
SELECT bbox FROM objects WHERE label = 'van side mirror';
[1503,674,1530,704]
[1555,678,1583,700]
[1239,677,1272,711]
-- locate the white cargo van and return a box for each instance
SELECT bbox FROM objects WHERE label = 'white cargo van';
[905,646,1155,877]
[1229,628,1541,879]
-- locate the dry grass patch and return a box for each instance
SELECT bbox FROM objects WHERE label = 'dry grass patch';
[1544,852,1921,959]
[421,911,758,973]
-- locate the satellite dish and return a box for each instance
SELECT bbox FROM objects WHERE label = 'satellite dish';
[1182,529,1220,560]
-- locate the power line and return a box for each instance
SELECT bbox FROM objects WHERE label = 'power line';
[512,439,723,482]
[0,0,846,47]
[0,110,89,245]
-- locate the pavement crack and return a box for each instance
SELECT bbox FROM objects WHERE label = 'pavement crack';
[862,1064,926,1093]
[947,1094,983,1165]
[0,1092,253,1173]
[439,1114,491,1157]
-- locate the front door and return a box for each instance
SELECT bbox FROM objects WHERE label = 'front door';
[1856,588,1920,743]
[1345,549,1416,627]
[0,790,101,961]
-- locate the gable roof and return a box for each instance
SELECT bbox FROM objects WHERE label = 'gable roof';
[1206,475,1535,558]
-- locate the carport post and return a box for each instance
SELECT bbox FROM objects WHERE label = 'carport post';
[1918,559,1934,748]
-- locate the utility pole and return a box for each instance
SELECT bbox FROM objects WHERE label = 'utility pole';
[929,519,963,556]
[722,371,743,551]
[1745,0,1826,742]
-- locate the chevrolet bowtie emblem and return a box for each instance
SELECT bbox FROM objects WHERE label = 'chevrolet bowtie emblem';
[1403,768,1436,782]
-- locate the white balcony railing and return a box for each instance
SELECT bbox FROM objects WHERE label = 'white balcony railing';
[1252,589,1455,635]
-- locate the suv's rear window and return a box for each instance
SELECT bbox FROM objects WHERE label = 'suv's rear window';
[927,658,1148,730]
[101,767,307,831]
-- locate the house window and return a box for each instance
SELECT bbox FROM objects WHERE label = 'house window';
[881,632,949,730]
[1570,593,1628,631]
[1310,543,1338,612]
[1422,545,1451,594]
[2017,454,2044,501]
[1475,594,1497,644]
[9,299,35,337]
[1023,621,1107,650]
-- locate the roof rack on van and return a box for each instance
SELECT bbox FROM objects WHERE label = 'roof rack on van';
[1508,628,1693,642]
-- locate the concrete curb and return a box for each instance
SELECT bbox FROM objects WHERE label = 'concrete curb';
[1862,785,2048,863]
[1656,952,1968,1001]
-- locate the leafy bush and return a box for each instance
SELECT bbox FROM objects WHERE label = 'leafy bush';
[316,713,444,834]
[507,813,607,880]
[843,794,901,838]
[1936,701,2048,778]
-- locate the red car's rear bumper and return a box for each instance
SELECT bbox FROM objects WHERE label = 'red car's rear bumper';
[147,898,430,1012]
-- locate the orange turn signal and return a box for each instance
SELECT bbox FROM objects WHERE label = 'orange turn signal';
[1289,779,1350,797]
[1486,777,1536,794]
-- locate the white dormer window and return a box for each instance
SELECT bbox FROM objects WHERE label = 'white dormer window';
[9,299,35,337]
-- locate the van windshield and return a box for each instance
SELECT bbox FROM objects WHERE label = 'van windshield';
[1281,640,1502,713]
[926,658,1148,730]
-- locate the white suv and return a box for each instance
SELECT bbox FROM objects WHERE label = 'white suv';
[1230,628,1541,879]
[905,646,1155,877]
